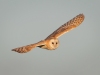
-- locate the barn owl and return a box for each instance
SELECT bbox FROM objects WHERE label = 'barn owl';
[12,14,85,53]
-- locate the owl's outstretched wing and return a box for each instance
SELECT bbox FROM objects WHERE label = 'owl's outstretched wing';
[12,40,45,53]
[45,14,85,39]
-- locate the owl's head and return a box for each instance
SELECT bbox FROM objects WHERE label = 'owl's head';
[46,37,59,50]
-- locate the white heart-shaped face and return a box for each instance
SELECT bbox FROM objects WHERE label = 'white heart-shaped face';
[47,38,59,50]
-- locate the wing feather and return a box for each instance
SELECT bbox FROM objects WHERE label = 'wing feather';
[45,14,85,39]
[12,40,45,53]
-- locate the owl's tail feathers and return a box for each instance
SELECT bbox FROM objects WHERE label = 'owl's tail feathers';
[12,44,37,53]
[12,40,45,53]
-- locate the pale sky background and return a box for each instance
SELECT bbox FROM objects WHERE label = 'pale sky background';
[0,0,100,75]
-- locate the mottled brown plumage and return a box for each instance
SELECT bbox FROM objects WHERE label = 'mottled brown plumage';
[12,40,45,53]
[12,14,85,53]
[45,14,84,39]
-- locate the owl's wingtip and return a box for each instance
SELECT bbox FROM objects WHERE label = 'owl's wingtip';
[77,13,85,20]
[12,49,19,53]
[12,49,15,51]
[11,48,25,53]
[79,13,85,17]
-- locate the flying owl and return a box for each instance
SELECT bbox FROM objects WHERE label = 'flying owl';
[12,14,85,53]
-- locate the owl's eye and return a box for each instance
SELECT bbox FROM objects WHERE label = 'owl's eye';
[52,42,54,44]
[56,42,57,44]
